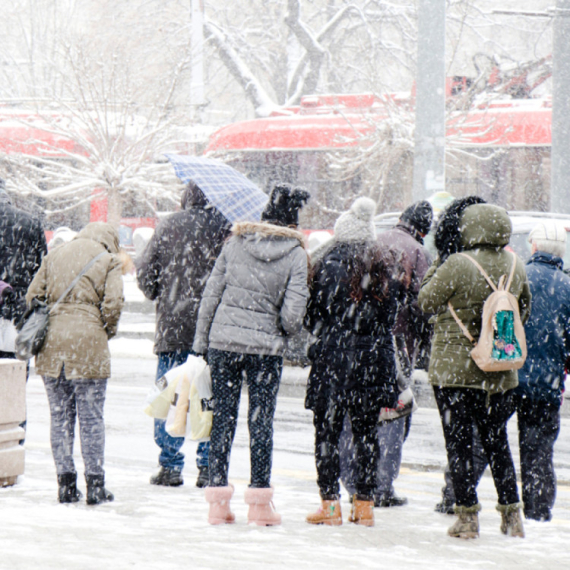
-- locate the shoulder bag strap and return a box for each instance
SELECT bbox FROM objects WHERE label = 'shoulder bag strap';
[50,251,107,312]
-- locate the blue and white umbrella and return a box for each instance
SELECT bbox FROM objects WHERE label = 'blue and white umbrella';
[166,154,268,223]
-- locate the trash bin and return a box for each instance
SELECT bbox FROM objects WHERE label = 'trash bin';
[0,358,26,487]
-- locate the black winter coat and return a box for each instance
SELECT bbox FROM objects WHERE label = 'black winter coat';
[136,188,231,353]
[0,195,47,323]
[304,242,404,411]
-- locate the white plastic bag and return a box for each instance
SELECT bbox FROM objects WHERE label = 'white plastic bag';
[144,355,207,420]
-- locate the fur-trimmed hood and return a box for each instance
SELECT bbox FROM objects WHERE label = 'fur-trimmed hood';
[231,221,306,262]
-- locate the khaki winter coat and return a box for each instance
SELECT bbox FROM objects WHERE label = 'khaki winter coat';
[418,204,532,395]
[26,222,124,380]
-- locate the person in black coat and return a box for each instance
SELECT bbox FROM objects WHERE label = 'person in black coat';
[137,182,231,488]
[0,186,47,339]
[304,197,405,527]
[514,221,570,521]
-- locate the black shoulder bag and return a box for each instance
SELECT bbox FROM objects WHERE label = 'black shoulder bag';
[15,252,107,361]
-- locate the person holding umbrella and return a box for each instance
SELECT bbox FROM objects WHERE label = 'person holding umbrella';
[193,184,310,526]
[137,181,231,488]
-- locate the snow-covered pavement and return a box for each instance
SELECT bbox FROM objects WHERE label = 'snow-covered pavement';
[1,338,569,570]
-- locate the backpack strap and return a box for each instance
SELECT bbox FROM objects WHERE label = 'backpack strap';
[447,301,476,345]
[504,252,517,292]
[458,253,497,292]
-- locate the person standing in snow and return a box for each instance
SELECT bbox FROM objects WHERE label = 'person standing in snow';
[339,200,433,508]
[137,182,231,488]
[193,184,310,526]
[512,221,570,522]
[0,183,47,360]
[0,183,47,458]
[26,222,125,505]
[304,197,405,527]
[418,197,531,539]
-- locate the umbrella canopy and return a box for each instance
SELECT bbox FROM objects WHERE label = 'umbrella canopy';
[166,154,268,223]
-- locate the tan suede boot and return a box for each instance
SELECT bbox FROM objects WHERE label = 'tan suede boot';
[447,504,481,539]
[497,503,525,538]
[306,500,342,526]
[348,497,374,527]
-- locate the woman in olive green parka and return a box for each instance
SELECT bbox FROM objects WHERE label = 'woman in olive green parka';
[26,222,124,506]
[418,202,531,539]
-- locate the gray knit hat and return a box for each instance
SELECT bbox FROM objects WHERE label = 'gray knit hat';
[334,197,377,242]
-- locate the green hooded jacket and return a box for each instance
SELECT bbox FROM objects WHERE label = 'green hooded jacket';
[418,204,532,394]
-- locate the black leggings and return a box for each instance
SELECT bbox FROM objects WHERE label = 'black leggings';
[312,390,385,500]
[434,386,519,508]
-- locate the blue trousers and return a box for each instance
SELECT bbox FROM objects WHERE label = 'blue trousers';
[154,350,210,470]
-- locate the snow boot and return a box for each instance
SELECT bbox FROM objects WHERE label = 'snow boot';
[435,496,456,515]
[447,504,481,539]
[196,465,209,488]
[497,502,525,538]
[348,496,374,527]
[205,485,236,525]
[306,499,343,526]
[375,490,408,508]
[57,473,82,504]
[86,475,114,505]
[244,487,282,526]
[150,467,184,487]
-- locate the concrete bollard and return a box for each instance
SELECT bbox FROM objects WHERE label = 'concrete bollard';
[0,359,26,487]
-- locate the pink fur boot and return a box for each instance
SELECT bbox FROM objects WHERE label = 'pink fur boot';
[244,487,282,526]
[205,485,236,525]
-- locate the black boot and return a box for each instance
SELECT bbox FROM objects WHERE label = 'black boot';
[86,475,114,505]
[58,473,82,504]
[195,465,209,488]
[150,467,184,487]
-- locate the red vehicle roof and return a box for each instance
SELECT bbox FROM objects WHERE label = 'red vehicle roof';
[206,96,552,153]
[0,111,82,156]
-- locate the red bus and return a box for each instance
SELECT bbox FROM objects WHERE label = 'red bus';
[205,92,552,228]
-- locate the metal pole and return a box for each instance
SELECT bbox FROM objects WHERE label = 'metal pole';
[412,0,446,202]
[190,0,205,117]
[551,0,570,213]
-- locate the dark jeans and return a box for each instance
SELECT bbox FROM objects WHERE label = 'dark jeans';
[313,390,384,500]
[208,349,282,488]
[434,386,519,508]
[154,350,191,470]
[515,394,560,520]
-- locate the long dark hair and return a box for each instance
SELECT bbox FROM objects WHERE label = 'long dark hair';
[350,243,402,302]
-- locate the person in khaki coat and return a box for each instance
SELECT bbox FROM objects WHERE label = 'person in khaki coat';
[26,222,124,506]
[418,201,531,540]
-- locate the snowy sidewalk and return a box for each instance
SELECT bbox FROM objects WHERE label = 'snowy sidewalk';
[1,351,570,570]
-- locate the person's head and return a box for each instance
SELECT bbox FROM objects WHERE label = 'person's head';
[528,221,567,258]
[261,184,310,227]
[181,181,208,210]
[434,195,486,261]
[399,200,433,236]
[333,197,377,243]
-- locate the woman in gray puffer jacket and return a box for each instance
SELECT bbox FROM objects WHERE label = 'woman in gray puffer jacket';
[193,184,310,527]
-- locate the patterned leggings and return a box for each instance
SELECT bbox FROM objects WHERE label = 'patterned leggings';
[207,349,282,488]
[43,370,107,477]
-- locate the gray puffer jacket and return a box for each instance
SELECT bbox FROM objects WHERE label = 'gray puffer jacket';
[193,221,309,356]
